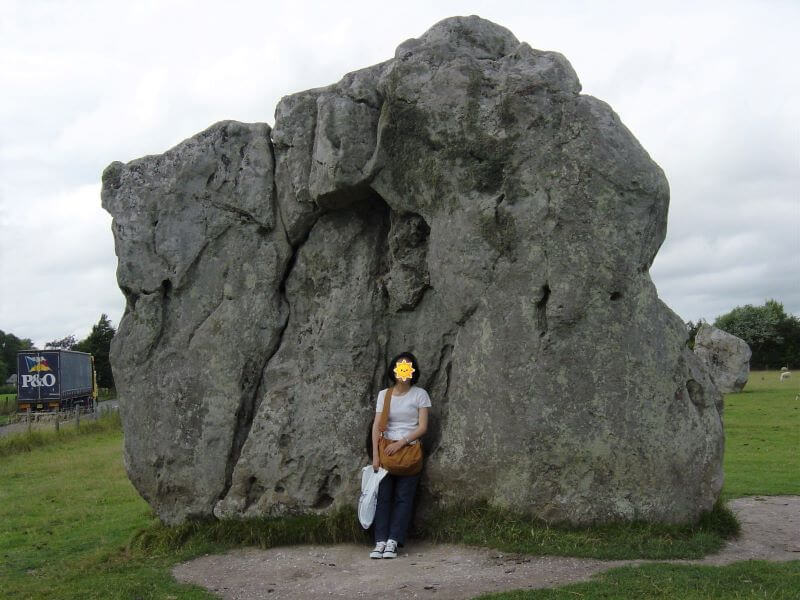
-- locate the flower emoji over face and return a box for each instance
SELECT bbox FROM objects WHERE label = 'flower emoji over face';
[393,359,415,382]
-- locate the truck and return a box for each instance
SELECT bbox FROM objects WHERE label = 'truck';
[16,350,97,412]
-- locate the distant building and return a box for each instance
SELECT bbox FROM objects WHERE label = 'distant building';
[5,374,16,387]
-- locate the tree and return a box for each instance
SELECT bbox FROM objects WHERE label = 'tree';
[685,319,705,350]
[0,330,34,376]
[74,314,116,389]
[714,300,800,369]
[776,311,800,369]
[45,334,77,350]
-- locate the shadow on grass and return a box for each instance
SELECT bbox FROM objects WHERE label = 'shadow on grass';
[131,498,739,562]
[130,506,370,558]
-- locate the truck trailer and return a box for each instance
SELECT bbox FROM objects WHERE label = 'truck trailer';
[16,350,97,412]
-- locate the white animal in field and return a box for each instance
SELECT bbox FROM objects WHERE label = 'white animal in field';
[780,371,791,382]
[781,366,789,372]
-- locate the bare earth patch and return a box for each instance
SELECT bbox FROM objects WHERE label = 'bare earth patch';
[173,496,800,600]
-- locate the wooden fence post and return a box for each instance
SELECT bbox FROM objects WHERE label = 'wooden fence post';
[27,407,32,434]
[75,407,80,430]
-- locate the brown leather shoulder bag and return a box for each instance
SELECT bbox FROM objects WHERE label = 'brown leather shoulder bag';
[378,386,423,476]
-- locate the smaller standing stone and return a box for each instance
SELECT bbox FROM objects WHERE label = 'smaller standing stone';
[694,324,751,393]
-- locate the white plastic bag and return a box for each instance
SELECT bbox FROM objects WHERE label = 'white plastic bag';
[358,465,388,529]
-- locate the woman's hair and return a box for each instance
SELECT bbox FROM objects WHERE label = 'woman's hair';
[387,352,421,386]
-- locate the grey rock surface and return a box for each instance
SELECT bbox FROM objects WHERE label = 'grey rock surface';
[102,121,292,523]
[103,15,724,525]
[694,324,751,393]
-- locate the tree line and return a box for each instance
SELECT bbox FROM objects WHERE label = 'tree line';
[0,314,116,389]
[0,331,35,385]
[688,299,800,369]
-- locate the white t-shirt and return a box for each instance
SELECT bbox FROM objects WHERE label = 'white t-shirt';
[375,386,432,441]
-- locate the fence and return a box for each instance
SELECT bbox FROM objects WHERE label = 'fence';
[7,402,119,433]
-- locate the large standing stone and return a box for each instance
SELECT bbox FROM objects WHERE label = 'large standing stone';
[694,324,751,393]
[102,121,292,523]
[103,16,724,525]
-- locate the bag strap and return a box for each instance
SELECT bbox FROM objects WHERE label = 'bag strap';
[378,386,394,434]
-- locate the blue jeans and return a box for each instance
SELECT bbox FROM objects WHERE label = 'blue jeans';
[373,472,420,545]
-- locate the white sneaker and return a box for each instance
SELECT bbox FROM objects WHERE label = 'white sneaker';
[382,539,398,559]
[370,541,386,559]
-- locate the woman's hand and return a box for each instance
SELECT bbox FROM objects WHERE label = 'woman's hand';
[372,454,381,472]
[383,440,406,456]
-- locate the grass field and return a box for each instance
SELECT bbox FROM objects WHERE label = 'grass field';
[722,370,800,499]
[478,561,800,599]
[0,371,797,599]
[1,392,17,425]
[0,429,212,599]
[0,410,123,458]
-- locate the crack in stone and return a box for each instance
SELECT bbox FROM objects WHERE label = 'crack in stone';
[422,331,456,459]
[267,135,290,242]
[216,207,320,507]
[143,278,172,362]
[536,282,551,336]
[209,199,271,231]
[457,302,479,326]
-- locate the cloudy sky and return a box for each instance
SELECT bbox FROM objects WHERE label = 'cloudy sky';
[1,0,798,347]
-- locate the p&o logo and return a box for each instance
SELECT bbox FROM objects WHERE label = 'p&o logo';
[21,356,56,388]
[26,356,52,373]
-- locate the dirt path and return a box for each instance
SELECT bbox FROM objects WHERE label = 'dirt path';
[173,496,800,600]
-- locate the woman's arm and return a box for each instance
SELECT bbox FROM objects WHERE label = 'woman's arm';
[404,407,428,443]
[371,411,382,470]
[384,407,429,455]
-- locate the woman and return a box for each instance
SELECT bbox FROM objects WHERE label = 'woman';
[369,352,431,559]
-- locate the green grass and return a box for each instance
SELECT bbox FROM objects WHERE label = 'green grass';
[722,370,800,499]
[132,506,369,556]
[0,429,214,599]
[414,500,738,560]
[0,371,797,599]
[98,388,117,401]
[0,410,122,458]
[130,498,737,563]
[478,561,800,599]
[1,392,17,423]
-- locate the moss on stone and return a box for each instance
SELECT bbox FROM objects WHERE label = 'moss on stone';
[379,99,450,210]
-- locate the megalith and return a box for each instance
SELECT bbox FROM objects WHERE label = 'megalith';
[694,324,751,393]
[102,16,724,525]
